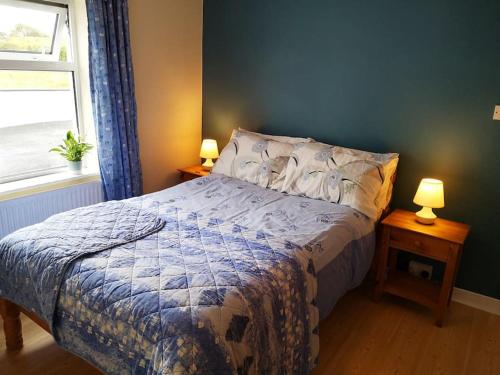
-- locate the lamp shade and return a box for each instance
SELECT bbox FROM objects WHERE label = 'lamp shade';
[200,139,219,159]
[413,178,445,208]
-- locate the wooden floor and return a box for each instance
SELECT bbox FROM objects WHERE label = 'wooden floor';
[1,286,499,375]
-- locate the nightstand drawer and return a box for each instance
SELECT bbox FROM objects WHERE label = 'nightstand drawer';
[178,166,210,183]
[389,227,453,262]
[180,174,199,182]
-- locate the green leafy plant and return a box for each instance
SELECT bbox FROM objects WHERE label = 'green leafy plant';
[49,130,93,162]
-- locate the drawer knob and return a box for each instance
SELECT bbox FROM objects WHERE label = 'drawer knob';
[414,240,422,248]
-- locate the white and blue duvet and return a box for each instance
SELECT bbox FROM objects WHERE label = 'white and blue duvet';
[0,185,319,374]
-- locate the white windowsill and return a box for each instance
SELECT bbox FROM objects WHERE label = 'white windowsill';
[0,169,101,202]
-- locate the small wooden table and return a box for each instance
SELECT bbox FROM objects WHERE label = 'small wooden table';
[374,209,470,326]
[178,165,210,182]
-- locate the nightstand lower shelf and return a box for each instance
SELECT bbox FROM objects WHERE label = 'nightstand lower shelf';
[384,270,441,309]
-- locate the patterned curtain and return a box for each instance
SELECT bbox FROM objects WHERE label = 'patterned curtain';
[86,0,142,200]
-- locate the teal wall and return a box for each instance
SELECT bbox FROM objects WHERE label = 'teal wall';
[202,0,500,297]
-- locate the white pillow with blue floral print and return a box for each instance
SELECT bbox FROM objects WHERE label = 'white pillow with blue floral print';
[333,145,399,218]
[281,142,397,220]
[213,131,295,190]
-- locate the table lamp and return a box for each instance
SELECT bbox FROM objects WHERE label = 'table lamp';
[200,139,219,170]
[413,178,445,224]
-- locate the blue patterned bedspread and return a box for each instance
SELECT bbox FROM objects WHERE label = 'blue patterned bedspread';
[0,200,165,332]
[0,197,319,374]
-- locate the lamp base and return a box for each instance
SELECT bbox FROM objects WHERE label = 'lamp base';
[202,158,214,171]
[415,206,437,225]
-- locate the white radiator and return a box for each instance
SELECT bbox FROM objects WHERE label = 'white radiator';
[0,180,103,238]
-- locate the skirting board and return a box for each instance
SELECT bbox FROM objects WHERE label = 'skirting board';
[452,287,500,316]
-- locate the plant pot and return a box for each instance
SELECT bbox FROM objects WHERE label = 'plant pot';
[67,160,82,175]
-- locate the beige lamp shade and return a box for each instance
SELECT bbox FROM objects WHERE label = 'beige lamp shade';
[200,139,219,170]
[413,178,445,208]
[200,139,219,159]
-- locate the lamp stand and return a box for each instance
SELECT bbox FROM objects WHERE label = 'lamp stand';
[415,206,437,225]
[202,158,214,171]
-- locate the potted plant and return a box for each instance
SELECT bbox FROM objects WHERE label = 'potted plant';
[50,130,93,175]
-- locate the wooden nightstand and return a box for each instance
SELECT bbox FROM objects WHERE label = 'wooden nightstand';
[374,209,470,326]
[178,165,210,182]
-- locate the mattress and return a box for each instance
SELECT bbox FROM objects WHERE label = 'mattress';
[150,173,376,319]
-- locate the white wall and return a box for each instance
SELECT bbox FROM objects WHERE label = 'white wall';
[128,0,203,193]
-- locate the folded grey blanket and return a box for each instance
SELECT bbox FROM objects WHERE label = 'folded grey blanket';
[0,200,165,332]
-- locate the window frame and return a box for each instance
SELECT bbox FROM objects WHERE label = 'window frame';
[0,0,85,184]
[0,0,69,61]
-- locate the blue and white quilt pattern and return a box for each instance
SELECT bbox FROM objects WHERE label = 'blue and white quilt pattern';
[0,200,165,332]
[0,197,319,374]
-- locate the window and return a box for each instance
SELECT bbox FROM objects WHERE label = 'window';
[0,0,84,183]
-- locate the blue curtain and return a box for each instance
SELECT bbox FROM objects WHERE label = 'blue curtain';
[86,0,142,200]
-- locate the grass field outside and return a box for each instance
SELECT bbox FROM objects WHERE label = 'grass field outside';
[0,70,71,90]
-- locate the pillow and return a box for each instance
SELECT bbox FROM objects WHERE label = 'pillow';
[212,130,294,190]
[334,145,399,216]
[281,142,398,220]
[237,128,314,144]
[375,155,398,214]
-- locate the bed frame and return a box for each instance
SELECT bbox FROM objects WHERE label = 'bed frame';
[0,172,397,352]
[0,298,50,350]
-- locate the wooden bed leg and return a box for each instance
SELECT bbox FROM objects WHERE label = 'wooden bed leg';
[0,299,23,351]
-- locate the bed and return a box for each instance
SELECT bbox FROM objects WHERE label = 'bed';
[0,130,398,374]
[0,173,378,374]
